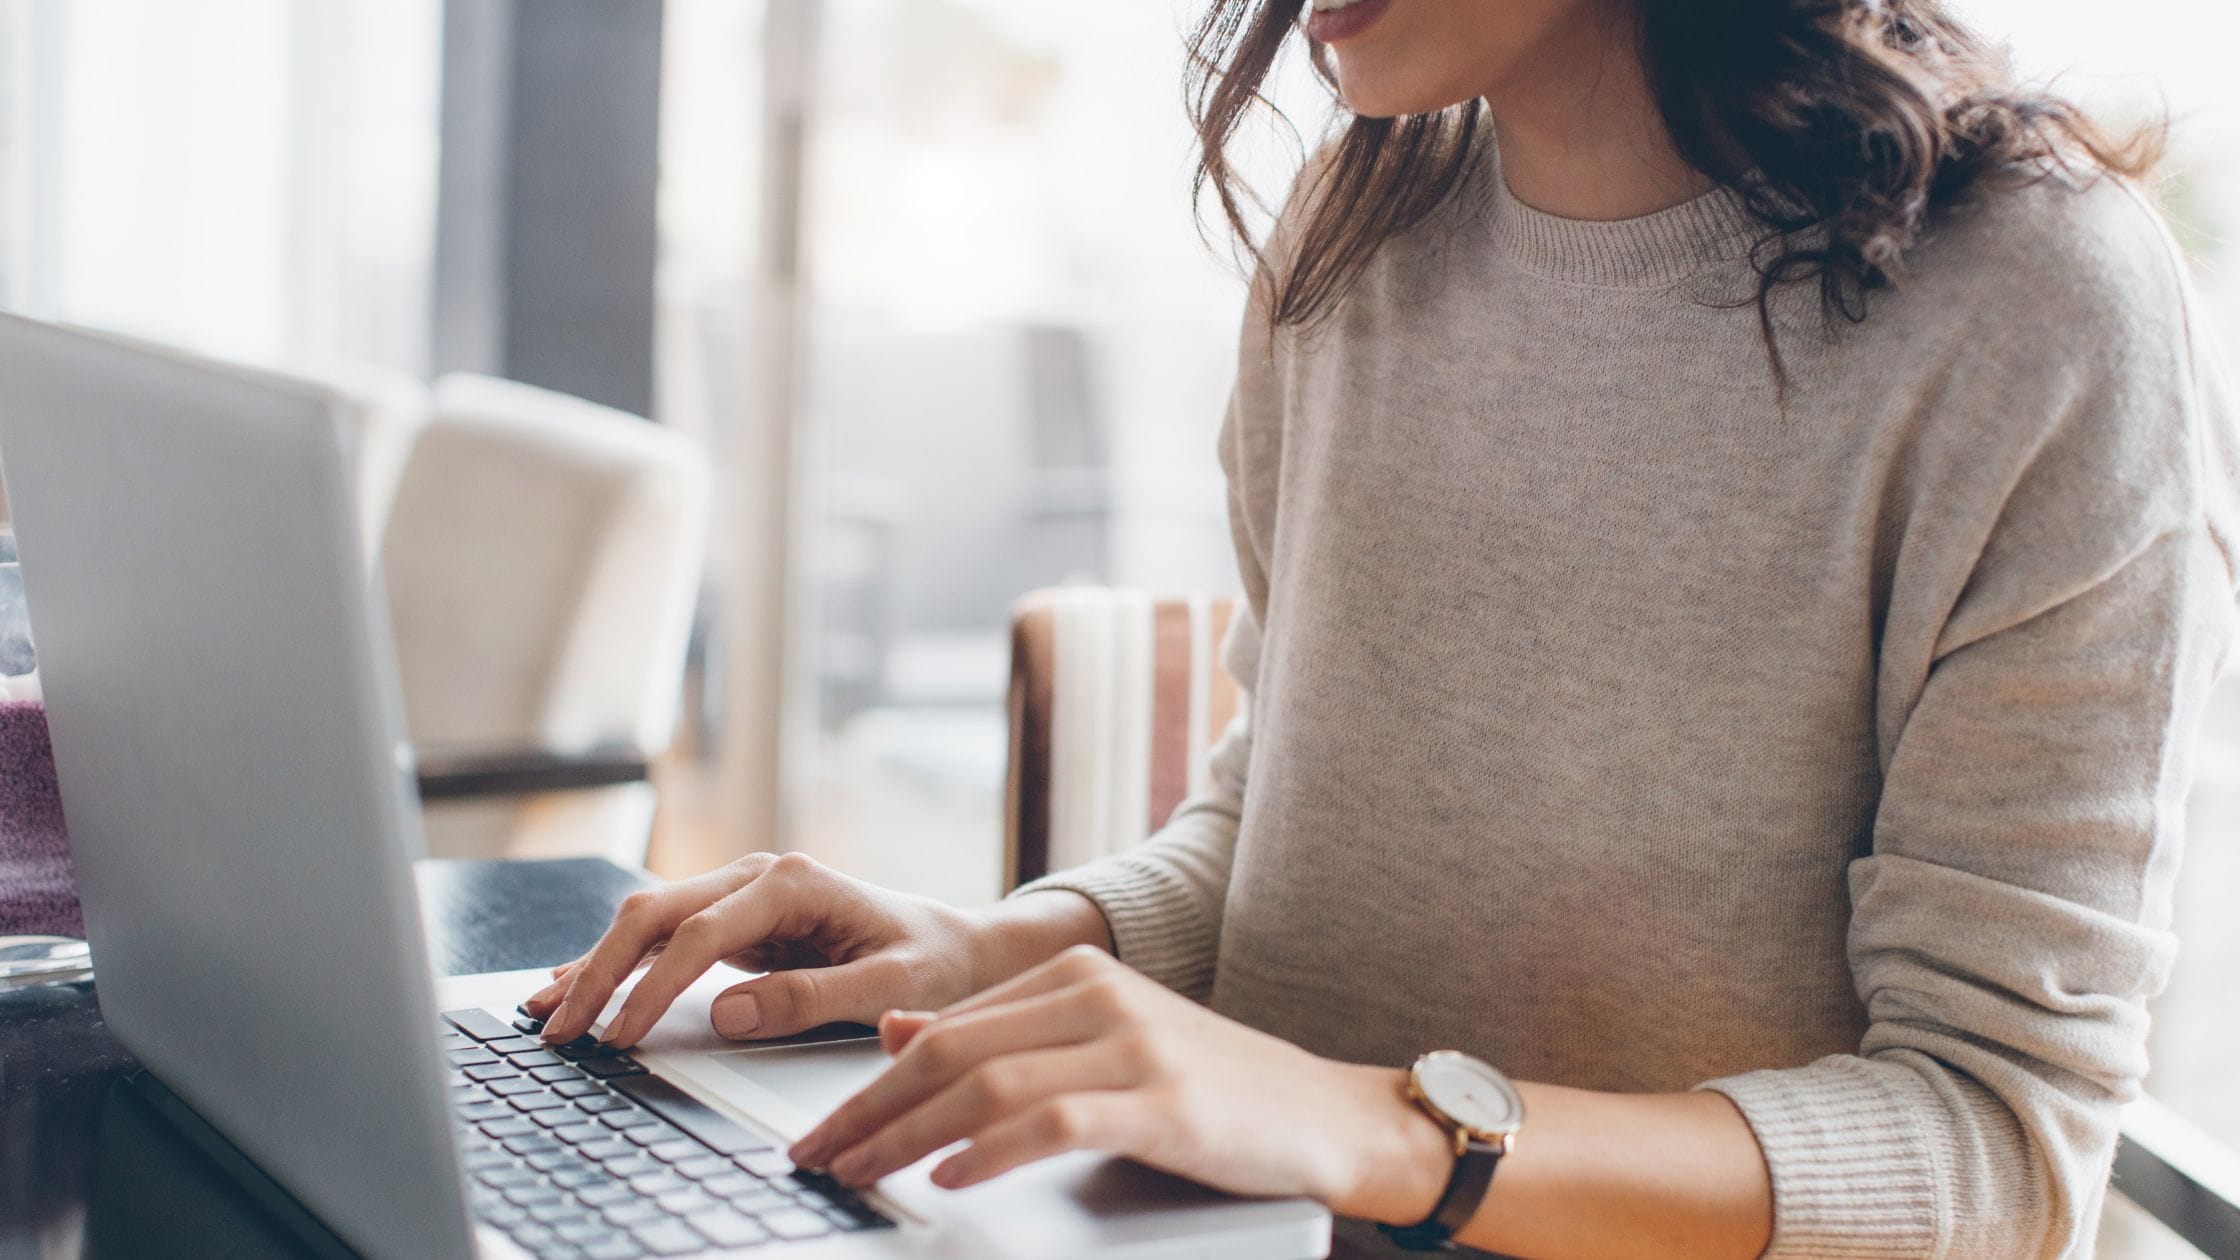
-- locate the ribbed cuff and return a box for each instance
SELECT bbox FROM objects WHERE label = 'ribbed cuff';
[1699,1056,1947,1259]
[1012,857,1218,1000]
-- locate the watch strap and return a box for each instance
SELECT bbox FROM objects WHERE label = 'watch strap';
[1379,1135,1503,1252]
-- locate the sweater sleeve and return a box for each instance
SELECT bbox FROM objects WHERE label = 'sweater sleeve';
[1702,190,2240,1258]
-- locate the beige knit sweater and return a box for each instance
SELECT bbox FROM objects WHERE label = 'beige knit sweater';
[1020,144,2240,1258]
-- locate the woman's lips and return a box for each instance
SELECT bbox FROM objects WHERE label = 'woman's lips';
[1305,0,1394,43]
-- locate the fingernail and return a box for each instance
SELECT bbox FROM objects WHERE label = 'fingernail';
[830,1152,868,1184]
[711,993,760,1038]
[788,1137,821,1167]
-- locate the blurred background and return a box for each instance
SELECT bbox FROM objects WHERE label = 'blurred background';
[0,2,2233,1252]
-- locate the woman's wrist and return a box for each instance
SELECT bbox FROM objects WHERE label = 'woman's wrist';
[965,889,1114,993]
[1323,1062,1455,1226]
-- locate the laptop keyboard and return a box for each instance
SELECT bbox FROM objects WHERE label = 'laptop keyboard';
[442,1007,894,1258]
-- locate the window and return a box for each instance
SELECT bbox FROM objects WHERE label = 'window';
[0,0,439,376]
[737,0,1322,904]
[1952,0,2240,1166]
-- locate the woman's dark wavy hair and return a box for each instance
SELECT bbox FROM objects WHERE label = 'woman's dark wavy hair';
[1190,0,2161,377]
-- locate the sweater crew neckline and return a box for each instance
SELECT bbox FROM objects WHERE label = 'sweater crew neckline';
[1482,166,1760,289]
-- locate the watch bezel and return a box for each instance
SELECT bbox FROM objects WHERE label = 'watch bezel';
[1408,1050,1525,1150]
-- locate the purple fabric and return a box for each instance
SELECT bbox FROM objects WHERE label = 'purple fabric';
[0,699,82,936]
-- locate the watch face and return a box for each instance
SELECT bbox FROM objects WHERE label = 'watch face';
[1417,1051,1524,1137]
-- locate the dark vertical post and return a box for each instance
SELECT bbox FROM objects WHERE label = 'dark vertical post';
[433,0,662,418]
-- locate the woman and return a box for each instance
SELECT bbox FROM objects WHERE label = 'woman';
[531,0,2239,1254]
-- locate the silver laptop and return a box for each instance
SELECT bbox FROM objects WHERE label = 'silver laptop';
[0,313,1330,1260]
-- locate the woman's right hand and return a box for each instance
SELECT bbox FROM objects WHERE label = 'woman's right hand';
[525,852,1109,1052]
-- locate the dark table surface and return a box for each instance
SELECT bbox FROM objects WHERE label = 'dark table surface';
[0,857,650,1260]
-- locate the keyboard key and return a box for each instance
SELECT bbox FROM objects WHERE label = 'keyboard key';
[509,1049,566,1071]
[611,1077,771,1156]
[532,1109,583,1129]
[575,1183,635,1208]
[792,1184,843,1211]
[465,1149,516,1172]
[684,1209,768,1248]
[509,1223,555,1249]
[527,1151,583,1172]
[513,1008,547,1034]
[601,1155,663,1180]
[511,1093,568,1113]
[575,1093,631,1113]
[448,1047,501,1069]
[444,1008,518,1041]
[504,1135,564,1157]
[600,1200,666,1229]
[578,1140,642,1163]
[554,1124,610,1146]
[483,1203,528,1229]
[699,1173,756,1198]
[671,1155,730,1181]
[459,1101,512,1123]
[580,1241,644,1260]
[628,1221,706,1257]
[655,1189,714,1217]
[528,1200,590,1225]
[530,1064,583,1084]
[761,1207,834,1241]
[477,1166,538,1189]
[438,1028,472,1050]
[554,1035,618,1059]
[727,1185,794,1214]
[489,1078,546,1096]
[646,1140,704,1165]
[732,1151,792,1178]
[552,1167,607,1190]
[556,1220,621,1246]
[554,1078,610,1099]
[600,1109,661,1131]
[480,1118,537,1139]
[502,1183,566,1208]
[486,1035,544,1055]
[626,1170,688,1196]
[581,1057,648,1079]
[464,1063,521,1082]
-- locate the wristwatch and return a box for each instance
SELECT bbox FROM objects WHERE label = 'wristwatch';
[1378,1050,1524,1252]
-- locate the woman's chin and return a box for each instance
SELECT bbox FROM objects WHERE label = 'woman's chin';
[1338,83,1476,120]
[1333,65,1481,120]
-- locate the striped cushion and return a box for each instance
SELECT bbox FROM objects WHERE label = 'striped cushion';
[1005,588,1238,891]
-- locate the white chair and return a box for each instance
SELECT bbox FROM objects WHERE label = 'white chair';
[380,374,711,865]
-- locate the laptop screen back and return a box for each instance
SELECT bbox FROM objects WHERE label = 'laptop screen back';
[0,316,475,1259]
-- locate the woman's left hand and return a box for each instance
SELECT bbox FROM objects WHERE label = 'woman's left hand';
[786,945,1444,1214]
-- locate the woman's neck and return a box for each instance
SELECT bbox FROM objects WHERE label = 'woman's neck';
[1481,10,1712,222]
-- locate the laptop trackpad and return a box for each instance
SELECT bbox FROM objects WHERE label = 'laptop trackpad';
[689,1039,1323,1259]
[704,1039,889,1122]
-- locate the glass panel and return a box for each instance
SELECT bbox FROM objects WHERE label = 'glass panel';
[0,0,439,374]
[784,0,1322,903]
[1957,0,2240,1158]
